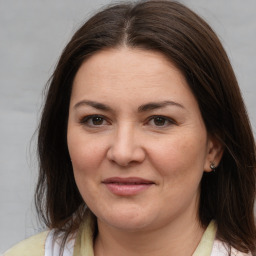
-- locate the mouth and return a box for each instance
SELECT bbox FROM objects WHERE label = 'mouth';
[102,177,155,196]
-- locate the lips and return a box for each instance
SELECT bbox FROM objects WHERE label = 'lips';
[103,177,154,184]
[102,177,155,196]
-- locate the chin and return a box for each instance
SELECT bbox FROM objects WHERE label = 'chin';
[96,209,156,232]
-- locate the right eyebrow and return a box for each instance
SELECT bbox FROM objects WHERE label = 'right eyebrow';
[73,100,113,112]
[138,100,185,112]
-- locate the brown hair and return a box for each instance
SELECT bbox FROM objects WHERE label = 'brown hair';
[36,0,256,254]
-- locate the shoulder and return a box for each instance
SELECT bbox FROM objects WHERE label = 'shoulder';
[211,239,252,256]
[3,231,49,256]
[45,230,75,256]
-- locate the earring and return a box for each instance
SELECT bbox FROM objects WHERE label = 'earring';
[210,162,216,172]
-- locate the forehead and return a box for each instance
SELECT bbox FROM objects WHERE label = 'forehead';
[72,47,189,95]
[69,47,203,118]
[76,47,175,74]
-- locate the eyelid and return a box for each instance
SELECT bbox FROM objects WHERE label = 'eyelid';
[79,114,110,126]
[78,114,177,128]
[146,115,177,126]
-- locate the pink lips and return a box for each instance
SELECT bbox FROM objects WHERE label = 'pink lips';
[102,177,154,196]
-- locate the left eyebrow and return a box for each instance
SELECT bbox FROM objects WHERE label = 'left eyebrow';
[73,100,113,112]
[138,101,185,112]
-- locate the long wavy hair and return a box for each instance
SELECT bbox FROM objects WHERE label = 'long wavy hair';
[36,0,256,254]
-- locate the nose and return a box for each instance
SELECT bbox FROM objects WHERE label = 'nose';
[106,125,146,167]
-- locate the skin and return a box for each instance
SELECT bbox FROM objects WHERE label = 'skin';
[67,47,223,256]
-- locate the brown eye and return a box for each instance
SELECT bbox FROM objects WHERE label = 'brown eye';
[91,116,104,125]
[153,116,168,126]
[80,115,108,127]
[147,115,176,128]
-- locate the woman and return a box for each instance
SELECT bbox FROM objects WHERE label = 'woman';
[4,0,256,255]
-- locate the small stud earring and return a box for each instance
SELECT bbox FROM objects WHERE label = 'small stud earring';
[210,163,216,172]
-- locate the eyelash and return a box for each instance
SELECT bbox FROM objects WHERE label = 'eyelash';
[146,115,177,127]
[79,115,109,127]
[79,114,177,128]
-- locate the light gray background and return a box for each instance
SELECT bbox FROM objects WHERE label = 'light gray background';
[0,0,255,253]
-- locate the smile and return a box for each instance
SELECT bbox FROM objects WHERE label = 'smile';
[102,177,155,196]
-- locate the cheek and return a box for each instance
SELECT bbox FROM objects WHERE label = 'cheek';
[149,132,207,182]
[67,132,108,205]
[67,129,107,177]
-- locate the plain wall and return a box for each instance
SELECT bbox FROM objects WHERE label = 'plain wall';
[0,0,255,252]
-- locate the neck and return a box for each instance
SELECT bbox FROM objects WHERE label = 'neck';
[94,215,205,256]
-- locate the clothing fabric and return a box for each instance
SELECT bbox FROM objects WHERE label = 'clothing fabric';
[3,231,48,256]
[3,216,252,256]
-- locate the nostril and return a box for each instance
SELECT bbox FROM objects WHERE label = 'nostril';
[106,128,146,166]
[106,143,146,167]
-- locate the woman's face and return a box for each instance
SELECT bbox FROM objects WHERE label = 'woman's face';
[67,48,220,232]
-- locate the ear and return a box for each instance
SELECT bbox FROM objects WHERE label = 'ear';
[204,135,224,172]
